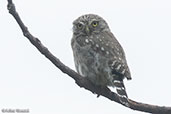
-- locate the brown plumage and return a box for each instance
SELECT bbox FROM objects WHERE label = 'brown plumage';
[71,14,132,106]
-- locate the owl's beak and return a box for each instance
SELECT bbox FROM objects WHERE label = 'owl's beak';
[85,25,90,35]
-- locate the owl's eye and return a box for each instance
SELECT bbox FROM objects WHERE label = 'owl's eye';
[91,21,99,27]
[77,23,83,29]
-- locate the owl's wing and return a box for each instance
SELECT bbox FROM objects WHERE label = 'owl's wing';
[102,31,132,80]
[108,59,131,80]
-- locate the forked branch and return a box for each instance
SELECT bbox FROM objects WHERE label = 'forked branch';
[7,0,171,113]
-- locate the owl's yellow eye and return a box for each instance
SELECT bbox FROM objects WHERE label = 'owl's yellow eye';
[92,21,99,27]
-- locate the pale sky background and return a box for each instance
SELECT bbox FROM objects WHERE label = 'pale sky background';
[0,0,171,114]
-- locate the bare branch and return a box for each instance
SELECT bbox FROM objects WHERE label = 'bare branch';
[7,0,171,113]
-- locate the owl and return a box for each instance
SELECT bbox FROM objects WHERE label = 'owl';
[71,14,132,106]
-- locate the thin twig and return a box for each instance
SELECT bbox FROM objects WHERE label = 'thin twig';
[7,0,171,113]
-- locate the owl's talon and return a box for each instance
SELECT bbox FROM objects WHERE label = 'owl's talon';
[97,94,100,98]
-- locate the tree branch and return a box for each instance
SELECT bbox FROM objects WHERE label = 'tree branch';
[7,0,171,113]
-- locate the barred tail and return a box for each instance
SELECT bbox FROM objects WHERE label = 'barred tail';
[113,80,129,107]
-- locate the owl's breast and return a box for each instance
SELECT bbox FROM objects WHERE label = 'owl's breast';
[71,37,111,86]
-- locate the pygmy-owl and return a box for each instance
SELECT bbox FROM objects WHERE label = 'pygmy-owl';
[71,14,132,106]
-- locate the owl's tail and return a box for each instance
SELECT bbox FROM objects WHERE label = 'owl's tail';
[113,80,129,107]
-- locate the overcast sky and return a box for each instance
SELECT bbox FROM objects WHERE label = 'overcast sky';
[0,0,171,114]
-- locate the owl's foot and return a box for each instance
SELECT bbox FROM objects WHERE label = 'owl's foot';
[97,94,100,98]
[96,85,107,98]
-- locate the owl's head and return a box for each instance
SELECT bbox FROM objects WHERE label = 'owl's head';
[73,14,110,36]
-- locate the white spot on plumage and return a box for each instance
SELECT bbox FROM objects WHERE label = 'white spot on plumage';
[96,44,99,48]
[116,87,125,91]
[121,69,126,74]
[116,64,121,70]
[106,51,109,54]
[85,39,89,43]
[118,94,127,99]
[112,60,117,66]
[99,39,102,42]
[113,80,121,84]
[89,39,94,44]
[101,47,105,51]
